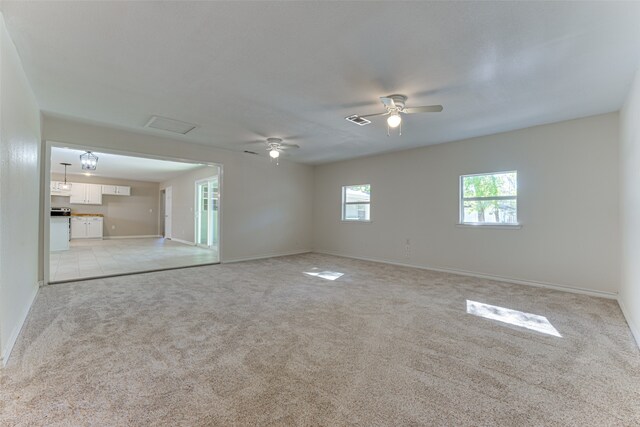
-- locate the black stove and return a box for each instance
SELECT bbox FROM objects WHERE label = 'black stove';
[51,207,71,217]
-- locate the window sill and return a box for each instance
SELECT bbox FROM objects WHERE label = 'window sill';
[341,219,372,223]
[456,223,522,230]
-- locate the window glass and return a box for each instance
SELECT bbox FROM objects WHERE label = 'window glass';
[342,185,371,221]
[460,172,517,225]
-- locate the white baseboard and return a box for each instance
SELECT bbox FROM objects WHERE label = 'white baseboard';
[223,250,312,264]
[617,298,640,348]
[1,284,39,367]
[313,250,618,300]
[170,238,195,246]
[103,235,162,240]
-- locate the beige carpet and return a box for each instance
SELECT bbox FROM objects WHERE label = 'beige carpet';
[1,253,639,425]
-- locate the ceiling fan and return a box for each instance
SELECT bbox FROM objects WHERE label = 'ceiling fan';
[345,94,443,135]
[246,138,300,164]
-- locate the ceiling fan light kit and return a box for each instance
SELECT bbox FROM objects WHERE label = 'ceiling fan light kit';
[387,112,401,128]
[253,137,299,165]
[345,94,443,137]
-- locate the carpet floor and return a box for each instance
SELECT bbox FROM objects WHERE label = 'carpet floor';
[1,253,639,426]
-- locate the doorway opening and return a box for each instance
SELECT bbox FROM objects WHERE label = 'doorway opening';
[163,186,172,239]
[45,142,222,284]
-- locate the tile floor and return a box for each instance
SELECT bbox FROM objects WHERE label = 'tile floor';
[49,238,218,282]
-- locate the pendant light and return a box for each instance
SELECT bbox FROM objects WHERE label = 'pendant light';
[80,151,98,170]
[60,162,71,190]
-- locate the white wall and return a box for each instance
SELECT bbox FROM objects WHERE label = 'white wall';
[314,113,620,296]
[619,67,640,345]
[0,13,41,364]
[42,115,314,264]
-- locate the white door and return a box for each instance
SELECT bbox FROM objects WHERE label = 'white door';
[164,186,172,239]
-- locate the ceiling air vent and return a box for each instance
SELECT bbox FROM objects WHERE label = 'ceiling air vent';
[345,115,371,126]
[145,116,198,135]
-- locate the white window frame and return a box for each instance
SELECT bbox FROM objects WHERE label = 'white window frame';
[459,171,519,227]
[342,184,371,222]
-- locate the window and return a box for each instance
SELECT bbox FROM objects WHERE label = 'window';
[460,171,517,225]
[342,184,371,221]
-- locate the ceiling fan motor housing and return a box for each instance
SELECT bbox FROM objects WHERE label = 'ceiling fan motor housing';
[386,94,407,111]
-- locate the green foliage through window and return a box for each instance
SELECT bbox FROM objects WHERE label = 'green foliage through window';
[461,172,517,224]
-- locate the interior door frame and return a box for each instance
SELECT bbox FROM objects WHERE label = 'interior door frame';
[164,186,172,239]
[194,176,218,249]
[43,140,223,285]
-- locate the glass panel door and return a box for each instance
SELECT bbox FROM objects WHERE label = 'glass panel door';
[195,176,219,250]
[196,181,210,247]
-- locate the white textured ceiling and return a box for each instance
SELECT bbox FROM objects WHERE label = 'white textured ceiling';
[4,1,640,164]
[51,147,204,182]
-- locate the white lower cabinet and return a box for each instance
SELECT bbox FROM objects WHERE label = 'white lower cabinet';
[50,217,70,251]
[71,216,103,239]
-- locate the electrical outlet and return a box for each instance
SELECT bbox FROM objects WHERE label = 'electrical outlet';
[405,238,411,258]
[111,225,116,230]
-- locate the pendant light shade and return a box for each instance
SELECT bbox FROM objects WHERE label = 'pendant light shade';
[80,151,98,170]
[60,162,71,190]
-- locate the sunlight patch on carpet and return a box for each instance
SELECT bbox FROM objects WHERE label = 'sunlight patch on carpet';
[304,268,344,281]
[466,300,562,337]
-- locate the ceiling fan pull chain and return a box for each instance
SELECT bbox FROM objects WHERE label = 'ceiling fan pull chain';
[399,120,402,136]
[387,122,390,137]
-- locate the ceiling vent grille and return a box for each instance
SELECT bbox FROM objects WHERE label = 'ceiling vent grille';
[345,115,371,126]
[145,116,198,134]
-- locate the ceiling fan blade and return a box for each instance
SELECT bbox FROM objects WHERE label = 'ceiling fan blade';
[280,143,300,149]
[359,111,389,119]
[380,97,397,109]
[404,105,443,114]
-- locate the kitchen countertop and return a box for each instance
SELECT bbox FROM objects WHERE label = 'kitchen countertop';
[71,213,104,217]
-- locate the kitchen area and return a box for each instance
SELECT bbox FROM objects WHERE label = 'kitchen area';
[49,147,220,283]
[50,179,128,251]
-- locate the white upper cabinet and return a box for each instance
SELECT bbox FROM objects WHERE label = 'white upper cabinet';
[51,181,72,196]
[101,185,131,196]
[69,184,85,203]
[69,183,103,205]
[52,179,130,203]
